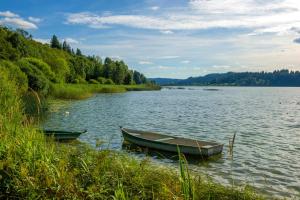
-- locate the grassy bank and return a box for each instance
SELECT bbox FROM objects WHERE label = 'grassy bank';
[50,83,161,100]
[0,72,264,199]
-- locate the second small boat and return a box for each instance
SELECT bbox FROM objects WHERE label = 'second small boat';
[42,129,87,141]
[120,127,223,157]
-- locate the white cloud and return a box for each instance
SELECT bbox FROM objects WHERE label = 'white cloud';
[181,60,190,64]
[0,11,38,29]
[0,17,37,29]
[157,65,174,70]
[64,37,79,44]
[160,30,174,34]
[66,0,300,36]
[159,55,179,59]
[28,16,42,23]
[33,38,50,44]
[0,11,18,18]
[138,61,153,65]
[149,6,160,11]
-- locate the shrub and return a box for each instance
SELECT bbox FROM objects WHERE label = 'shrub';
[89,79,99,84]
[105,78,114,85]
[17,59,50,96]
[73,77,87,84]
[97,77,106,84]
[0,60,28,93]
[22,57,56,82]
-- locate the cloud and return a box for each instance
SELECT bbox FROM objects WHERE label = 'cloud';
[64,37,79,44]
[157,65,174,70]
[0,11,38,29]
[0,11,18,18]
[160,30,174,34]
[28,16,42,23]
[0,17,37,29]
[149,6,160,11]
[181,60,190,64]
[159,55,179,59]
[138,61,153,65]
[33,38,50,44]
[65,0,300,36]
[293,37,300,43]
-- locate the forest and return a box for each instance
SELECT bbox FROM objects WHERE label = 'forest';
[153,70,300,86]
[0,26,148,96]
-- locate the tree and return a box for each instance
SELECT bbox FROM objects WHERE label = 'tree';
[124,70,133,85]
[76,48,82,56]
[62,41,68,51]
[50,35,61,49]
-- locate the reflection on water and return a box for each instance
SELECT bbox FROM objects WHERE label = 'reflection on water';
[43,87,300,199]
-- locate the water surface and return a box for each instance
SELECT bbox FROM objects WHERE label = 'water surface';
[43,87,300,199]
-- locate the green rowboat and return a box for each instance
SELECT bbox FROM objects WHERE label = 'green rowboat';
[42,129,87,141]
[120,127,223,157]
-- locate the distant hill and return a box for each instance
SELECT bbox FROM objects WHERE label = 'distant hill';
[148,78,183,85]
[151,70,300,86]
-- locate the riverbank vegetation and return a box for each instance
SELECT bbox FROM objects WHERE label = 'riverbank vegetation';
[0,69,264,199]
[50,83,160,100]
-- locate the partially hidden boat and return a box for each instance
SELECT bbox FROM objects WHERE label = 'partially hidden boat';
[42,129,87,141]
[120,127,223,157]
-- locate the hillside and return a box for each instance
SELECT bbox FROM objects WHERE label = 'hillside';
[0,26,149,96]
[151,70,300,86]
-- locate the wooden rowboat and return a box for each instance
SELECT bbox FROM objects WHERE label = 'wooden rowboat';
[42,129,87,141]
[120,127,223,157]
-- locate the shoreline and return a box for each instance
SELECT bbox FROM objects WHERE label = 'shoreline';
[50,83,161,100]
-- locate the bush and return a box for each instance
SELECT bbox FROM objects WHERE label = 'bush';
[0,60,28,93]
[97,77,106,84]
[22,57,56,82]
[105,78,114,85]
[17,59,50,96]
[73,77,87,84]
[89,79,99,84]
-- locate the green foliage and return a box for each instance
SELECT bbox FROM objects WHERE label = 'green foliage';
[97,77,107,84]
[76,48,82,56]
[105,78,114,85]
[0,60,28,93]
[17,59,50,96]
[89,79,99,84]
[22,57,56,82]
[0,26,153,96]
[170,70,300,86]
[50,35,61,49]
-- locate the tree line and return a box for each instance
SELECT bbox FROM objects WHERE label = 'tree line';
[173,70,300,86]
[0,26,148,95]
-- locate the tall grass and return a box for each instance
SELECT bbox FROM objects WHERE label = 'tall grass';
[0,73,264,199]
[50,83,160,100]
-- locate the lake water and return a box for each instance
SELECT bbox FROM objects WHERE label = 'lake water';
[43,87,300,199]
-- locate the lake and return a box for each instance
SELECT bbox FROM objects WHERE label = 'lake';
[43,87,300,199]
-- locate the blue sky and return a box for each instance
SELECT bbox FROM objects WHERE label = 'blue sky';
[1,0,300,78]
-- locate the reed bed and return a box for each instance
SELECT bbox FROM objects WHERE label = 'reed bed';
[50,83,160,100]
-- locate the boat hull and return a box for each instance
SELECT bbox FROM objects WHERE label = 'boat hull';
[121,128,223,157]
[42,130,86,141]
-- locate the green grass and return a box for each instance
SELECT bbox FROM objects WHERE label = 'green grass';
[50,83,161,100]
[0,72,264,199]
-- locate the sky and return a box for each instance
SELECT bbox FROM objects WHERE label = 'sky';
[1,0,300,78]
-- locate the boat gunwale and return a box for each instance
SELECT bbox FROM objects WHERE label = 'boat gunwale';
[121,128,223,149]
